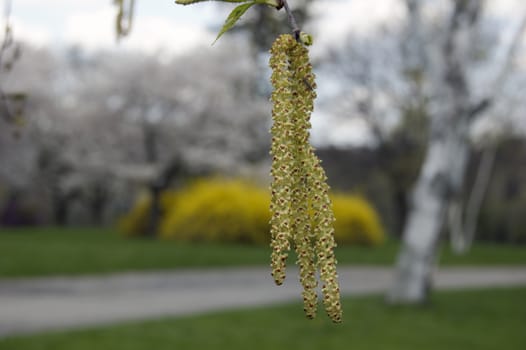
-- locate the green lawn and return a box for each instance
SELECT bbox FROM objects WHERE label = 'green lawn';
[0,227,525,278]
[1,287,525,350]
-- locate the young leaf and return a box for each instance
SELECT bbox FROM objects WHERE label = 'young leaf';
[254,0,280,7]
[175,0,250,5]
[213,2,256,44]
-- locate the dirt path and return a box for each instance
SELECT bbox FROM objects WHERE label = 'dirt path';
[1,266,526,337]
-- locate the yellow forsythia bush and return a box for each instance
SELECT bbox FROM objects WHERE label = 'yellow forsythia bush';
[331,194,385,246]
[118,178,385,245]
[160,179,270,244]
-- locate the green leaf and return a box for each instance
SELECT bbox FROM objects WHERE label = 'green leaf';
[254,0,280,7]
[175,0,251,5]
[175,0,280,8]
[213,2,256,44]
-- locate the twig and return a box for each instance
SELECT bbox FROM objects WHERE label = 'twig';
[279,0,300,41]
[278,0,311,91]
[0,0,14,122]
[0,0,13,73]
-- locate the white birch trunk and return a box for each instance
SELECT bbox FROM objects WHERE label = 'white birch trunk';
[388,127,469,302]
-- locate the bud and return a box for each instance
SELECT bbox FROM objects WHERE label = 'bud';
[299,32,314,46]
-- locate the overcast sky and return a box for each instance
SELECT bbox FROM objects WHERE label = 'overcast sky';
[7,0,523,52]
[7,0,217,54]
[6,0,412,55]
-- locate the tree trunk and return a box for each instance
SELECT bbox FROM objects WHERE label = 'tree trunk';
[89,183,108,226]
[52,190,69,226]
[449,147,496,254]
[388,130,469,302]
[146,184,162,237]
[142,122,160,237]
[144,157,184,237]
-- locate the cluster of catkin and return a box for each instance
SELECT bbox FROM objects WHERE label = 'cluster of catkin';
[269,34,342,323]
[114,0,134,39]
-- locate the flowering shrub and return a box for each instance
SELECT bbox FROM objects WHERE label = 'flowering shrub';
[118,178,385,246]
[332,194,385,246]
[160,179,270,244]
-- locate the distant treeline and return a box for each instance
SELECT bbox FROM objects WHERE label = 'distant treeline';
[318,137,526,243]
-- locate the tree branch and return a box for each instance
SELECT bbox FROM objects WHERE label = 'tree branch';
[491,13,526,95]
[0,0,15,122]
[463,146,496,248]
[468,97,491,118]
[470,11,526,121]
[0,0,12,67]
[279,0,300,40]
[404,0,427,71]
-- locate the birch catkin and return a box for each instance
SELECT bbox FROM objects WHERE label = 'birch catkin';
[269,34,342,323]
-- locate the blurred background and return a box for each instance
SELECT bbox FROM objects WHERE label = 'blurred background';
[0,0,525,349]
[1,0,525,242]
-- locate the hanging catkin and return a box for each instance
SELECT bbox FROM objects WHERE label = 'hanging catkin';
[269,34,342,323]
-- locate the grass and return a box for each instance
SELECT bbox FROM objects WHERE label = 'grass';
[0,227,270,278]
[0,227,525,278]
[1,287,525,350]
